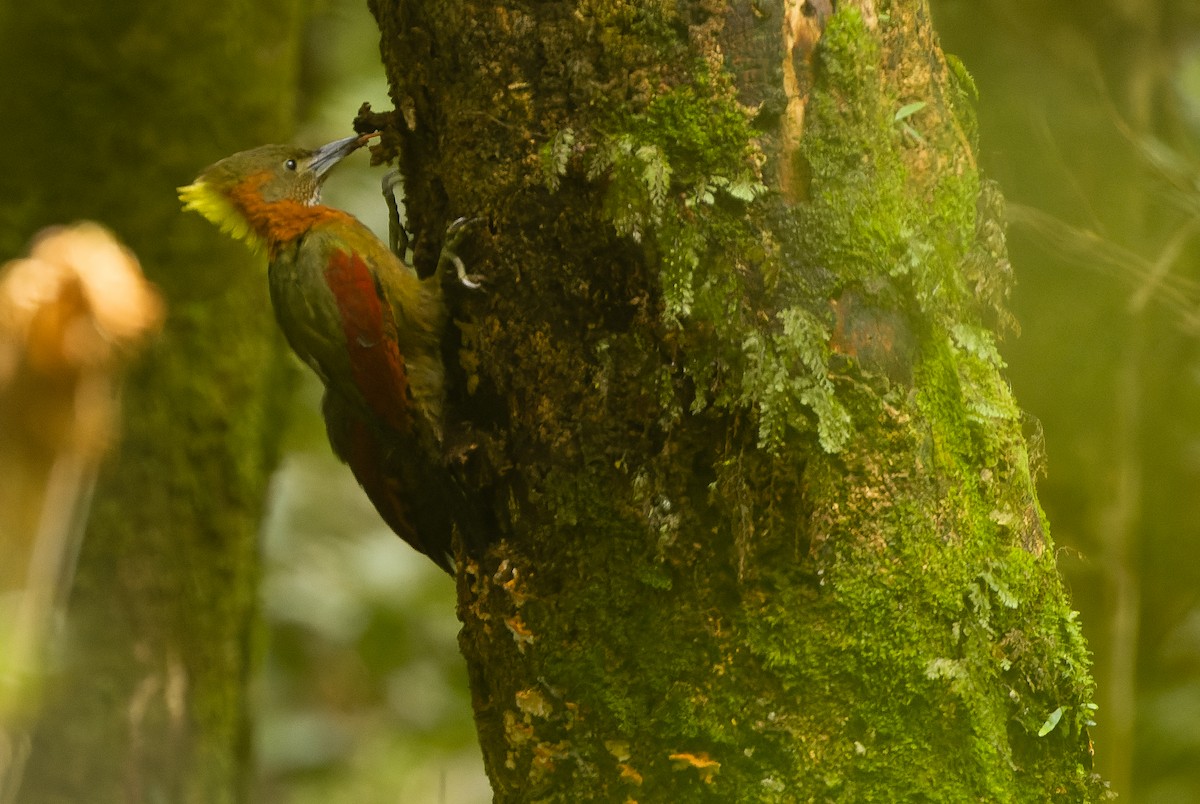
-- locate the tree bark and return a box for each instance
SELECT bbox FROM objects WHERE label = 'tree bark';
[0,1,304,801]
[367,0,1105,799]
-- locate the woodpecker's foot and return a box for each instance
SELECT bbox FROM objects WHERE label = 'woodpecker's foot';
[381,170,411,258]
[438,216,485,290]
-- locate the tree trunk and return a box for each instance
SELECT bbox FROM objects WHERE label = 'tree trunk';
[0,1,304,801]
[367,0,1105,799]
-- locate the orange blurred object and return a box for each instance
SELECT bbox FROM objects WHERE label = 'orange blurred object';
[0,223,162,801]
[0,222,162,458]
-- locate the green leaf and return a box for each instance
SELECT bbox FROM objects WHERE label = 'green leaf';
[979,567,1019,608]
[636,144,671,208]
[725,178,767,202]
[925,658,961,680]
[950,323,1004,366]
[901,122,926,144]
[1038,706,1064,737]
[540,128,575,191]
[894,101,927,121]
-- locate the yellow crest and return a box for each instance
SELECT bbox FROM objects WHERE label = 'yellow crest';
[178,180,264,252]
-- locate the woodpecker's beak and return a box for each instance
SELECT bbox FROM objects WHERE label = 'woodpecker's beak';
[308,134,373,179]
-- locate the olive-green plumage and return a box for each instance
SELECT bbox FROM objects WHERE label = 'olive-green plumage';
[180,135,457,570]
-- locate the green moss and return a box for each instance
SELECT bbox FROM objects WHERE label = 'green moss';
[537,59,865,457]
[716,5,1101,783]
[944,53,981,150]
[634,83,763,187]
[733,389,1099,799]
[799,8,977,317]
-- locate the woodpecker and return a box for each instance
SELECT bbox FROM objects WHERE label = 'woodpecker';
[179,134,467,572]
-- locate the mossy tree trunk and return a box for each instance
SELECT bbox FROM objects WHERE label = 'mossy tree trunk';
[0,1,304,802]
[368,0,1105,799]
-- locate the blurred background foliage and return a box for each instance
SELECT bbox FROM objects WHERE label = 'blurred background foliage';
[199,0,1200,801]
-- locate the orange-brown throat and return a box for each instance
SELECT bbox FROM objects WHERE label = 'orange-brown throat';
[229,171,349,255]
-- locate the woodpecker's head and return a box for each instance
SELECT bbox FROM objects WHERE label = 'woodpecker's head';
[179,134,371,249]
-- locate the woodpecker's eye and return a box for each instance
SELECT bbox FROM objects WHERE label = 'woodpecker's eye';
[284,159,297,171]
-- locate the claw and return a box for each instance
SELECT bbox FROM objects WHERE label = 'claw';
[381,170,410,258]
[443,216,479,247]
[437,217,485,290]
[450,254,482,290]
[381,170,403,196]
